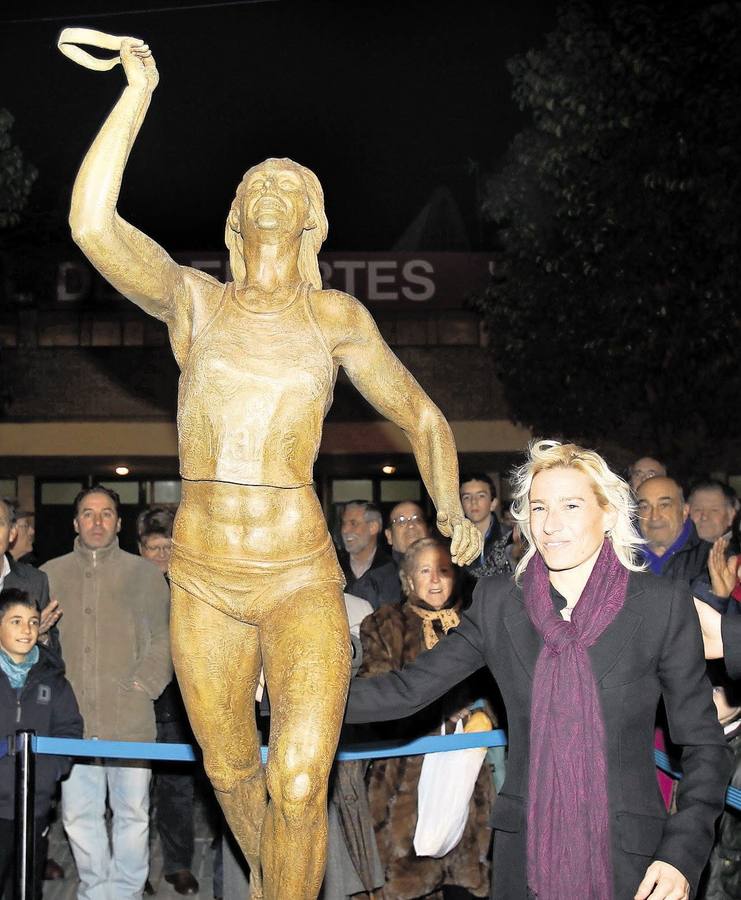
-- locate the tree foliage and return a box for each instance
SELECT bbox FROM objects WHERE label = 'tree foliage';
[0,109,37,416]
[475,1,741,474]
[0,108,36,229]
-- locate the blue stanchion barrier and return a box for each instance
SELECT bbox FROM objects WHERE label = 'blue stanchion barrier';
[21,733,741,811]
[653,749,682,780]
[653,748,741,811]
[33,729,509,764]
[0,737,8,761]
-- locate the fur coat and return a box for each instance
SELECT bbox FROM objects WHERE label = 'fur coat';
[357,601,493,900]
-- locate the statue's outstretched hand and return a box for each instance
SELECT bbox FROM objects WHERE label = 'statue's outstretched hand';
[437,512,482,566]
[120,38,159,92]
[57,27,158,91]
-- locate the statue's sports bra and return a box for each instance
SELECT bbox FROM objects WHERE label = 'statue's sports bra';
[177,282,336,487]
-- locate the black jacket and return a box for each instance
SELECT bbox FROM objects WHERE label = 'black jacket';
[0,645,83,820]
[348,553,402,610]
[339,547,396,601]
[652,525,739,619]
[646,522,711,587]
[698,722,741,899]
[347,570,732,899]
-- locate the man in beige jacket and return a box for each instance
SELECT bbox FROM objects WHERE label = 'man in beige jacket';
[41,486,172,900]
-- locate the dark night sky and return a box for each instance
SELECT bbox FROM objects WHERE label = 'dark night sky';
[1,0,557,252]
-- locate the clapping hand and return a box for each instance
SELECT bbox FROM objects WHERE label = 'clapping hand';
[709,536,739,598]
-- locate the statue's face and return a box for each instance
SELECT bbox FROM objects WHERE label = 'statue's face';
[240,160,311,240]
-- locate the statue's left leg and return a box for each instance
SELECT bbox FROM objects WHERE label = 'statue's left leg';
[259,580,351,900]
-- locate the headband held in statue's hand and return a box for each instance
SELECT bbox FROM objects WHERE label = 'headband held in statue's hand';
[57,27,140,71]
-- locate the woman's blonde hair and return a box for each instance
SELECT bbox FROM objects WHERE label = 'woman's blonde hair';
[225,158,328,289]
[510,439,645,582]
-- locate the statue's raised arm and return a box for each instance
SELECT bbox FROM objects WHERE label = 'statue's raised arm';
[63,30,185,320]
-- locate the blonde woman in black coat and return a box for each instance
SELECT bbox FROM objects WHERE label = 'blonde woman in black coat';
[347,441,732,900]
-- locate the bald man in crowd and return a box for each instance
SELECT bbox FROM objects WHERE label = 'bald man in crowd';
[628,456,668,493]
[636,476,711,584]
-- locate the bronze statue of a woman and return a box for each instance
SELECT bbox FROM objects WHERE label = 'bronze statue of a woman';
[63,32,481,900]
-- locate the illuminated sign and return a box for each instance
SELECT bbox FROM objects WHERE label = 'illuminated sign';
[57,252,495,309]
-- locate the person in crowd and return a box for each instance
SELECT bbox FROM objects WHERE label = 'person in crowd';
[635,475,717,806]
[9,508,38,567]
[635,476,711,583]
[2,500,65,881]
[356,537,493,900]
[41,486,172,900]
[0,588,83,899]
[347,440,732,900]
[696,674,741,900]
[628,456,667,493]
[636,476,735,617]
[688,479,738,545]
[339,501,392,594]
[0,500,59,657]
[459,474,511,578]
[137,506,199,896]
[351,500,430,610]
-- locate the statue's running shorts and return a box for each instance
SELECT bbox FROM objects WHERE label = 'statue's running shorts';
[169,537,345,626]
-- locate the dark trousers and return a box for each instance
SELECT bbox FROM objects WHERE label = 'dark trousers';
[154,719,196,875]
[0,817,46,900]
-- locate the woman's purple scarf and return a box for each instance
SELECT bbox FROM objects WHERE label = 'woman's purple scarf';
[523,540,629,900]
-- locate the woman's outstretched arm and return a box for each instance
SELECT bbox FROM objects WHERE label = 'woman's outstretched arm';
[346,599,487,724]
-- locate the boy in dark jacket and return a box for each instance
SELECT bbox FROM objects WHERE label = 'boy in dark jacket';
[0,588,82,898]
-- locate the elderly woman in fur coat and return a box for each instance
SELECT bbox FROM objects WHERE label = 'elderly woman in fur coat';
[357,538,493,900]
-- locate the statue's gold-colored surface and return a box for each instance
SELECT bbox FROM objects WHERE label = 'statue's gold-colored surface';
[63,33,482,900]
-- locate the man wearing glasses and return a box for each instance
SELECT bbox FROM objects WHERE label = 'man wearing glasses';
[349,501,430,610]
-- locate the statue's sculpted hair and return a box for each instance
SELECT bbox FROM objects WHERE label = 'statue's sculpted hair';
[509,439,646,583]
[225,158,328,290]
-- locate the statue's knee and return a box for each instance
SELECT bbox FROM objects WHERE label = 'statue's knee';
[205,752,261,794]
[266,762,326,817]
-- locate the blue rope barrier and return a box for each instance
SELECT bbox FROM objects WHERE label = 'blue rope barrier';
[25,734,741,811]
[653,748,741,811]
[653,749,682,781]
[0,737,8,761]
[33,730,509,764]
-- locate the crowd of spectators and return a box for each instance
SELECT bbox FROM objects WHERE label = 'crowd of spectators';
[1,447,741,899]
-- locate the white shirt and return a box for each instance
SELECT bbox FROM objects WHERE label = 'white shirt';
[0,554,10,593]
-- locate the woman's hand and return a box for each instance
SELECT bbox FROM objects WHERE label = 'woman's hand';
[120,38,159,92]
[709,536,738,598]
[634,861,689,899]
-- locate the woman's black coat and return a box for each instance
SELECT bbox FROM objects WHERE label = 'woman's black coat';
[346,571,733,899]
